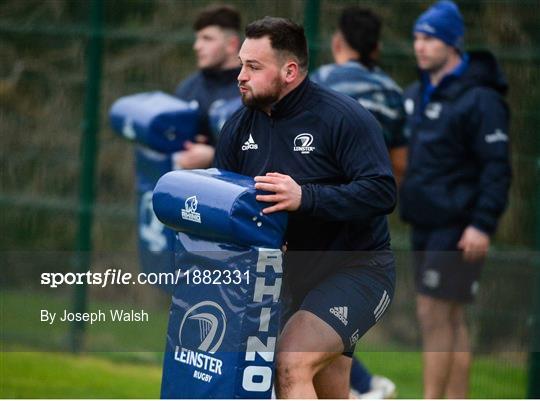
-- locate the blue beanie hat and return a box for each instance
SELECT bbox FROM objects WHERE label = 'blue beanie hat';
[414,0,464,49]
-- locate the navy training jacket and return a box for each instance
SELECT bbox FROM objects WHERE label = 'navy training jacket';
[214,77,396,254]
[400,51,511,234]
[175,67,241,143]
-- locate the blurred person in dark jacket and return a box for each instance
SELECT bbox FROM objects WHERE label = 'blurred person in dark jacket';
[173,4,241,169]
[400,1,511,398]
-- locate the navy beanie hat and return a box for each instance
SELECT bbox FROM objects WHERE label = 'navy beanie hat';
[414,0,464,49]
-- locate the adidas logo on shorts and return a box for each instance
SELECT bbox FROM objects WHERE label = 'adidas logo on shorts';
[374,290,390,322]
[329,306,348,326]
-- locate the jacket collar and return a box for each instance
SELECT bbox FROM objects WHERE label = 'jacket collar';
[420,53,469,106]
[270,76,311,119]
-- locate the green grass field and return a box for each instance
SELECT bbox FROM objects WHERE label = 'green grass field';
[0,290,528,398]
[0,350,526,398]
[1,290,169,352]
[358,351,526,399]
[0,351,162,398]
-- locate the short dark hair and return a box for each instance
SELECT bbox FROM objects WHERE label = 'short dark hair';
[193,5,241,32]
[245,16,309,71]
[339,7,381,69]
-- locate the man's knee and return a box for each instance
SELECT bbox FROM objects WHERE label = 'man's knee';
[274,310,345,394]
[275,352,316,391]
[416,295,453,332]
[449,305,466,327]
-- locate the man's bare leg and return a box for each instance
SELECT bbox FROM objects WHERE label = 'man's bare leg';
[275,310,345,399]
[417,294,455,399]
[314,354,352,399]
[445,304,471,398]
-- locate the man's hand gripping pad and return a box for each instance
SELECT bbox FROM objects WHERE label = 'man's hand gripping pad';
[153,169,287,399]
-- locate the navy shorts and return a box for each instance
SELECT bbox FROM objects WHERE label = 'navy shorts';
[280,252,395,353]
[412,225,483,303]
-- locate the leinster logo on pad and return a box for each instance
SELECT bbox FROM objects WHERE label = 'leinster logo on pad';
[178,301,227,353]
[181,195,201,223]
[173,300,227,382]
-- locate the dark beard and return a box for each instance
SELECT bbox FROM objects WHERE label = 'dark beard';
[241,91,280,110]
[240,77,285,111]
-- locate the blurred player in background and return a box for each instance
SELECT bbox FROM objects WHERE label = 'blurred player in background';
[312,6,406,186]
[400,1,511,397]
[311,7,405,398]
[173,4,241,169]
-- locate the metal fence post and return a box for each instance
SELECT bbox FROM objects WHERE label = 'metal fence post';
[70,0,104,353]
[527,156,540,397]
[304,0,320,72]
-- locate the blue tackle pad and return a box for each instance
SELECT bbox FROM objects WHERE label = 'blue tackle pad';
[153,169,287,250]
[109,91,199,154]
[154,169,288,399]
[135,146,177,280]
[109,92,199,282]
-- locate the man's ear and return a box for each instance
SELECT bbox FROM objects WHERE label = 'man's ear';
[331,31,343,55]
[283,61,300,84]
[227,34,241,56]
